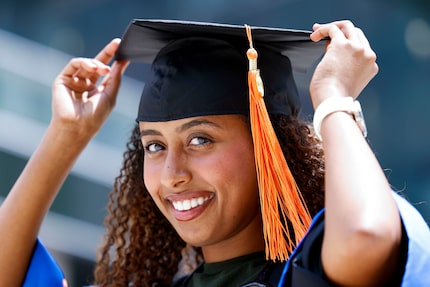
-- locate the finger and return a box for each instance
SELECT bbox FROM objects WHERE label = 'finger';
[334,20,360,41]
[76,39,120,82]
[94,38,121,65]
[60,58,111,93]
[115,60,130,76]
[79,39,120,82]
[59,38,120,83]
[354,27,378,68]
[95,60,129,103]
[311,20,359,43]
[62,76,96,94]
[310,22,345,43]
[72,59,111,84]
[356,28,372,51]
[312,23,321,31]
[61,58,110,78]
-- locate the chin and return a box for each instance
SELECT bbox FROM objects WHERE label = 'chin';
[176,229,213,248]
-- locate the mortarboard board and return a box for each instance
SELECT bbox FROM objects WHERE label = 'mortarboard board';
[115,19,325,72]
[115,19,327,261]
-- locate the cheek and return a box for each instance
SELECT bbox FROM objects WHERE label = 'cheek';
[211,141,258,195]
[215,143,261,224]
[143,161,170,217]
[143,161,159,198]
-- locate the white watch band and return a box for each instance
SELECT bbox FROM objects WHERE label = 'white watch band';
[313,96,367,141]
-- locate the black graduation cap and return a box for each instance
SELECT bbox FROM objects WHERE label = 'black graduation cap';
[115,19,326,122]
[115,19,327,261]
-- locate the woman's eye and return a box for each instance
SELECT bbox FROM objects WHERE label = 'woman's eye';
[189,136,211,146]
[145,143,164,154]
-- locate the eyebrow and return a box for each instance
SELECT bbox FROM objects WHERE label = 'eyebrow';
[176,119,221,133]
[140,118,221,137]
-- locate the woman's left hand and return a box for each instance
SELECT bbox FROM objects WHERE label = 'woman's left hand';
[309,20,379,109]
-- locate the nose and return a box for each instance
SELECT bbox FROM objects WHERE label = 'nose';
[160,148,192,189]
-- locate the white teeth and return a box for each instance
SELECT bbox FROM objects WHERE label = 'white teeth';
[172,196,211,211]
[173,201,182,211]
[183,200,191,210]
[191,198,198,208]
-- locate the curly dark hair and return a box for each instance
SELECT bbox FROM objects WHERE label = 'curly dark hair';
[93,114,325,287]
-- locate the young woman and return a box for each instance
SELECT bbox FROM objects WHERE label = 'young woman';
[1,20,429,287]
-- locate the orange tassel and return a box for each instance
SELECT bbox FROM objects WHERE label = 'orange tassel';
[245,25,312,261]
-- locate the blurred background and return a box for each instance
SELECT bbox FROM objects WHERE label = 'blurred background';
[0,0,429,285]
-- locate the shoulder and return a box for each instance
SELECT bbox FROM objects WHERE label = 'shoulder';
[284,193,430,287]
[392,192,430,286]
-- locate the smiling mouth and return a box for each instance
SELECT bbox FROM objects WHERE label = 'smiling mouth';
[171,195,213,212]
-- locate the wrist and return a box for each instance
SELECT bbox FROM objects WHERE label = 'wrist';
[310,82,349,110]
[313,96,367,141]
[47,121,93,150]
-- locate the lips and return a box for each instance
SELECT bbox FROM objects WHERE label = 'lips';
[167,192,214,221]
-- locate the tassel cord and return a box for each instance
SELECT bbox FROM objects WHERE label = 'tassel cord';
[245,24,312,261]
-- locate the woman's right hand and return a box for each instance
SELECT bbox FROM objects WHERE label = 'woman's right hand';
[0,39,128,287]
[51,38,128,140]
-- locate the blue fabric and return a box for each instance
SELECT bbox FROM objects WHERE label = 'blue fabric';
[277,209,325,287]
[279,192,430,286]
[393,193,430,286]
[23,239,65,287]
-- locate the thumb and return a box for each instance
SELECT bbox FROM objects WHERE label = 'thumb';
[101,60,129,104]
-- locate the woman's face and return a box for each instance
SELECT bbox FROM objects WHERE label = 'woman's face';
[139,115,263,260]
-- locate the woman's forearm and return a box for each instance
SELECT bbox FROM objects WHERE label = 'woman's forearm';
[321,111,402,286]
[0,123,91,286]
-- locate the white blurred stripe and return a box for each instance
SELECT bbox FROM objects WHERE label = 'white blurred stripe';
[39,210,105,261]
[0,108,121,186]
